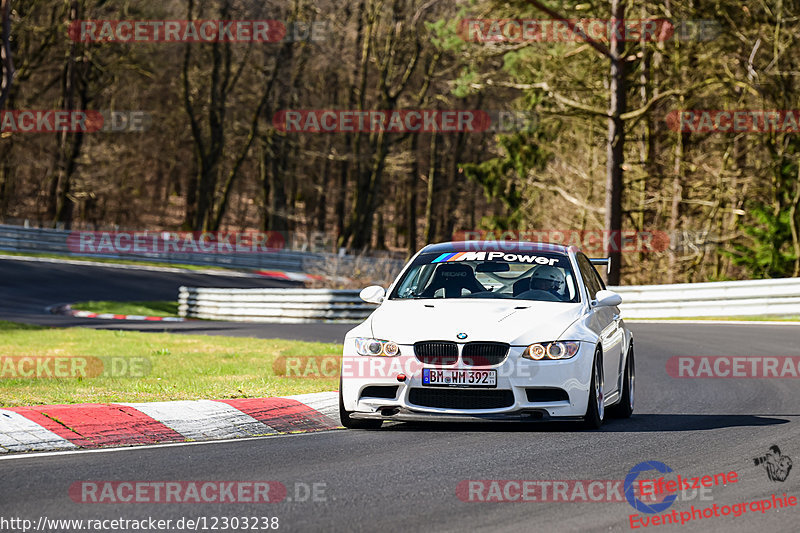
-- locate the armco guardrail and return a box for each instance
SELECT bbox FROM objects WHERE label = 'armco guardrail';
[611,277,800,318]
[0,224,312,271]
[0,223,402,275]
[179,287,375,323]
[179,278,800,323]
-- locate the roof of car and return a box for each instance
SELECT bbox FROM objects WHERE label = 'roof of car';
[421,241,572,254]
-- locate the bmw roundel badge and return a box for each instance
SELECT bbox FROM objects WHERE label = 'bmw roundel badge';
[457,332,468,339]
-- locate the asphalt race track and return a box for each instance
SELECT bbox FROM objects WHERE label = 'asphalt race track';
[1,258,799,531]
[1,323,798,532]
[0,257,348,343]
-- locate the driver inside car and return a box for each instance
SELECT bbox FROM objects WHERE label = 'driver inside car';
[519,265,567,301]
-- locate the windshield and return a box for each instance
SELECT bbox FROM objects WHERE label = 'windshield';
[389,251,580,302]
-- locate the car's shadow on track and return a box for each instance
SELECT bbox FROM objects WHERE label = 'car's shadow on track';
[377,414,790,433]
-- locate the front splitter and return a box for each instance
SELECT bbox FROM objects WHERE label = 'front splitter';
[350,407,583,423]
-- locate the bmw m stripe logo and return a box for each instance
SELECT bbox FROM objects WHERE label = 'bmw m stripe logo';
[431,250,560,265]
[457,333,468,339]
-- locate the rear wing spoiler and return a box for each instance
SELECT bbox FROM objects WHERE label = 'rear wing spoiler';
[589,257,611,275]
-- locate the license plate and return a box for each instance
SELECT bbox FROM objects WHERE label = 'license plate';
[422,369,497,388]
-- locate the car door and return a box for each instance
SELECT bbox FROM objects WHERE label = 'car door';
[577,254,623,395]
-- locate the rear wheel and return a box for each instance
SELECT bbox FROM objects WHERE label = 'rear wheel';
[339,380,382,429]
[582,349,604,429]
[609,345,634,419]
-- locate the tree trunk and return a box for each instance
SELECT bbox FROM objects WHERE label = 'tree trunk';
[424,131,439,243]
[49,0,86,229]
[351,129,389,250]
[316,140,331,234]
[443,131,467,241]
[0,89,13,217]
[790,168,800,277]
[181,0,235,231]
[0,0,13,109]
[668,120,685,284]
[406,134,419,256]
[604,0,626,285]
[267,137,289,232]
[338,1,371,249]
[259,142,270,231]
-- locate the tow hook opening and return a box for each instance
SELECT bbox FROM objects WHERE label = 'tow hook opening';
[380,407,400,417]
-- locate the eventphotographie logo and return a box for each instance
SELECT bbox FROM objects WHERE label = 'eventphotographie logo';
[753,445,793,482]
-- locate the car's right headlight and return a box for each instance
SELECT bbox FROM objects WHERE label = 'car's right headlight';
[522,341,580,360]
[354,337,401,357]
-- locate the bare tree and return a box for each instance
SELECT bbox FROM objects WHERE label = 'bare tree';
[522,0,625,283]
[48,0,88,227]
[0,0,14,108]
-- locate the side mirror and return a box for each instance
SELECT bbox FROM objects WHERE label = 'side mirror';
[593,289,622,308]
[359,285,386,304]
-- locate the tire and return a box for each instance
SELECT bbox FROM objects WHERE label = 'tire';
[339,381,382,429]
[582,349,604,429]
[609,345,634,419]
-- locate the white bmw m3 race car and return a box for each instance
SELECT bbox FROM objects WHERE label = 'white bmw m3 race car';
[339,241,634,429]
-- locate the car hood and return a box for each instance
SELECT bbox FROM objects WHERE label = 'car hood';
[368,299,585,345]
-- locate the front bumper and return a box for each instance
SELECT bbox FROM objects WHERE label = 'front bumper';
[341,341,595,420]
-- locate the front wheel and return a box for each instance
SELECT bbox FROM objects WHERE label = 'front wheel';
[582,349,604,429]
[609,345,634,419]
[339,383,382,429]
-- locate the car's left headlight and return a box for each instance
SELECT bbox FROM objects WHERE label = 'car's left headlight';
[354,337,401,357]
[522,341,580,360]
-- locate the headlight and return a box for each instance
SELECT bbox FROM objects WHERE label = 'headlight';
[522,341,580,360]
[355,337,401,357]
